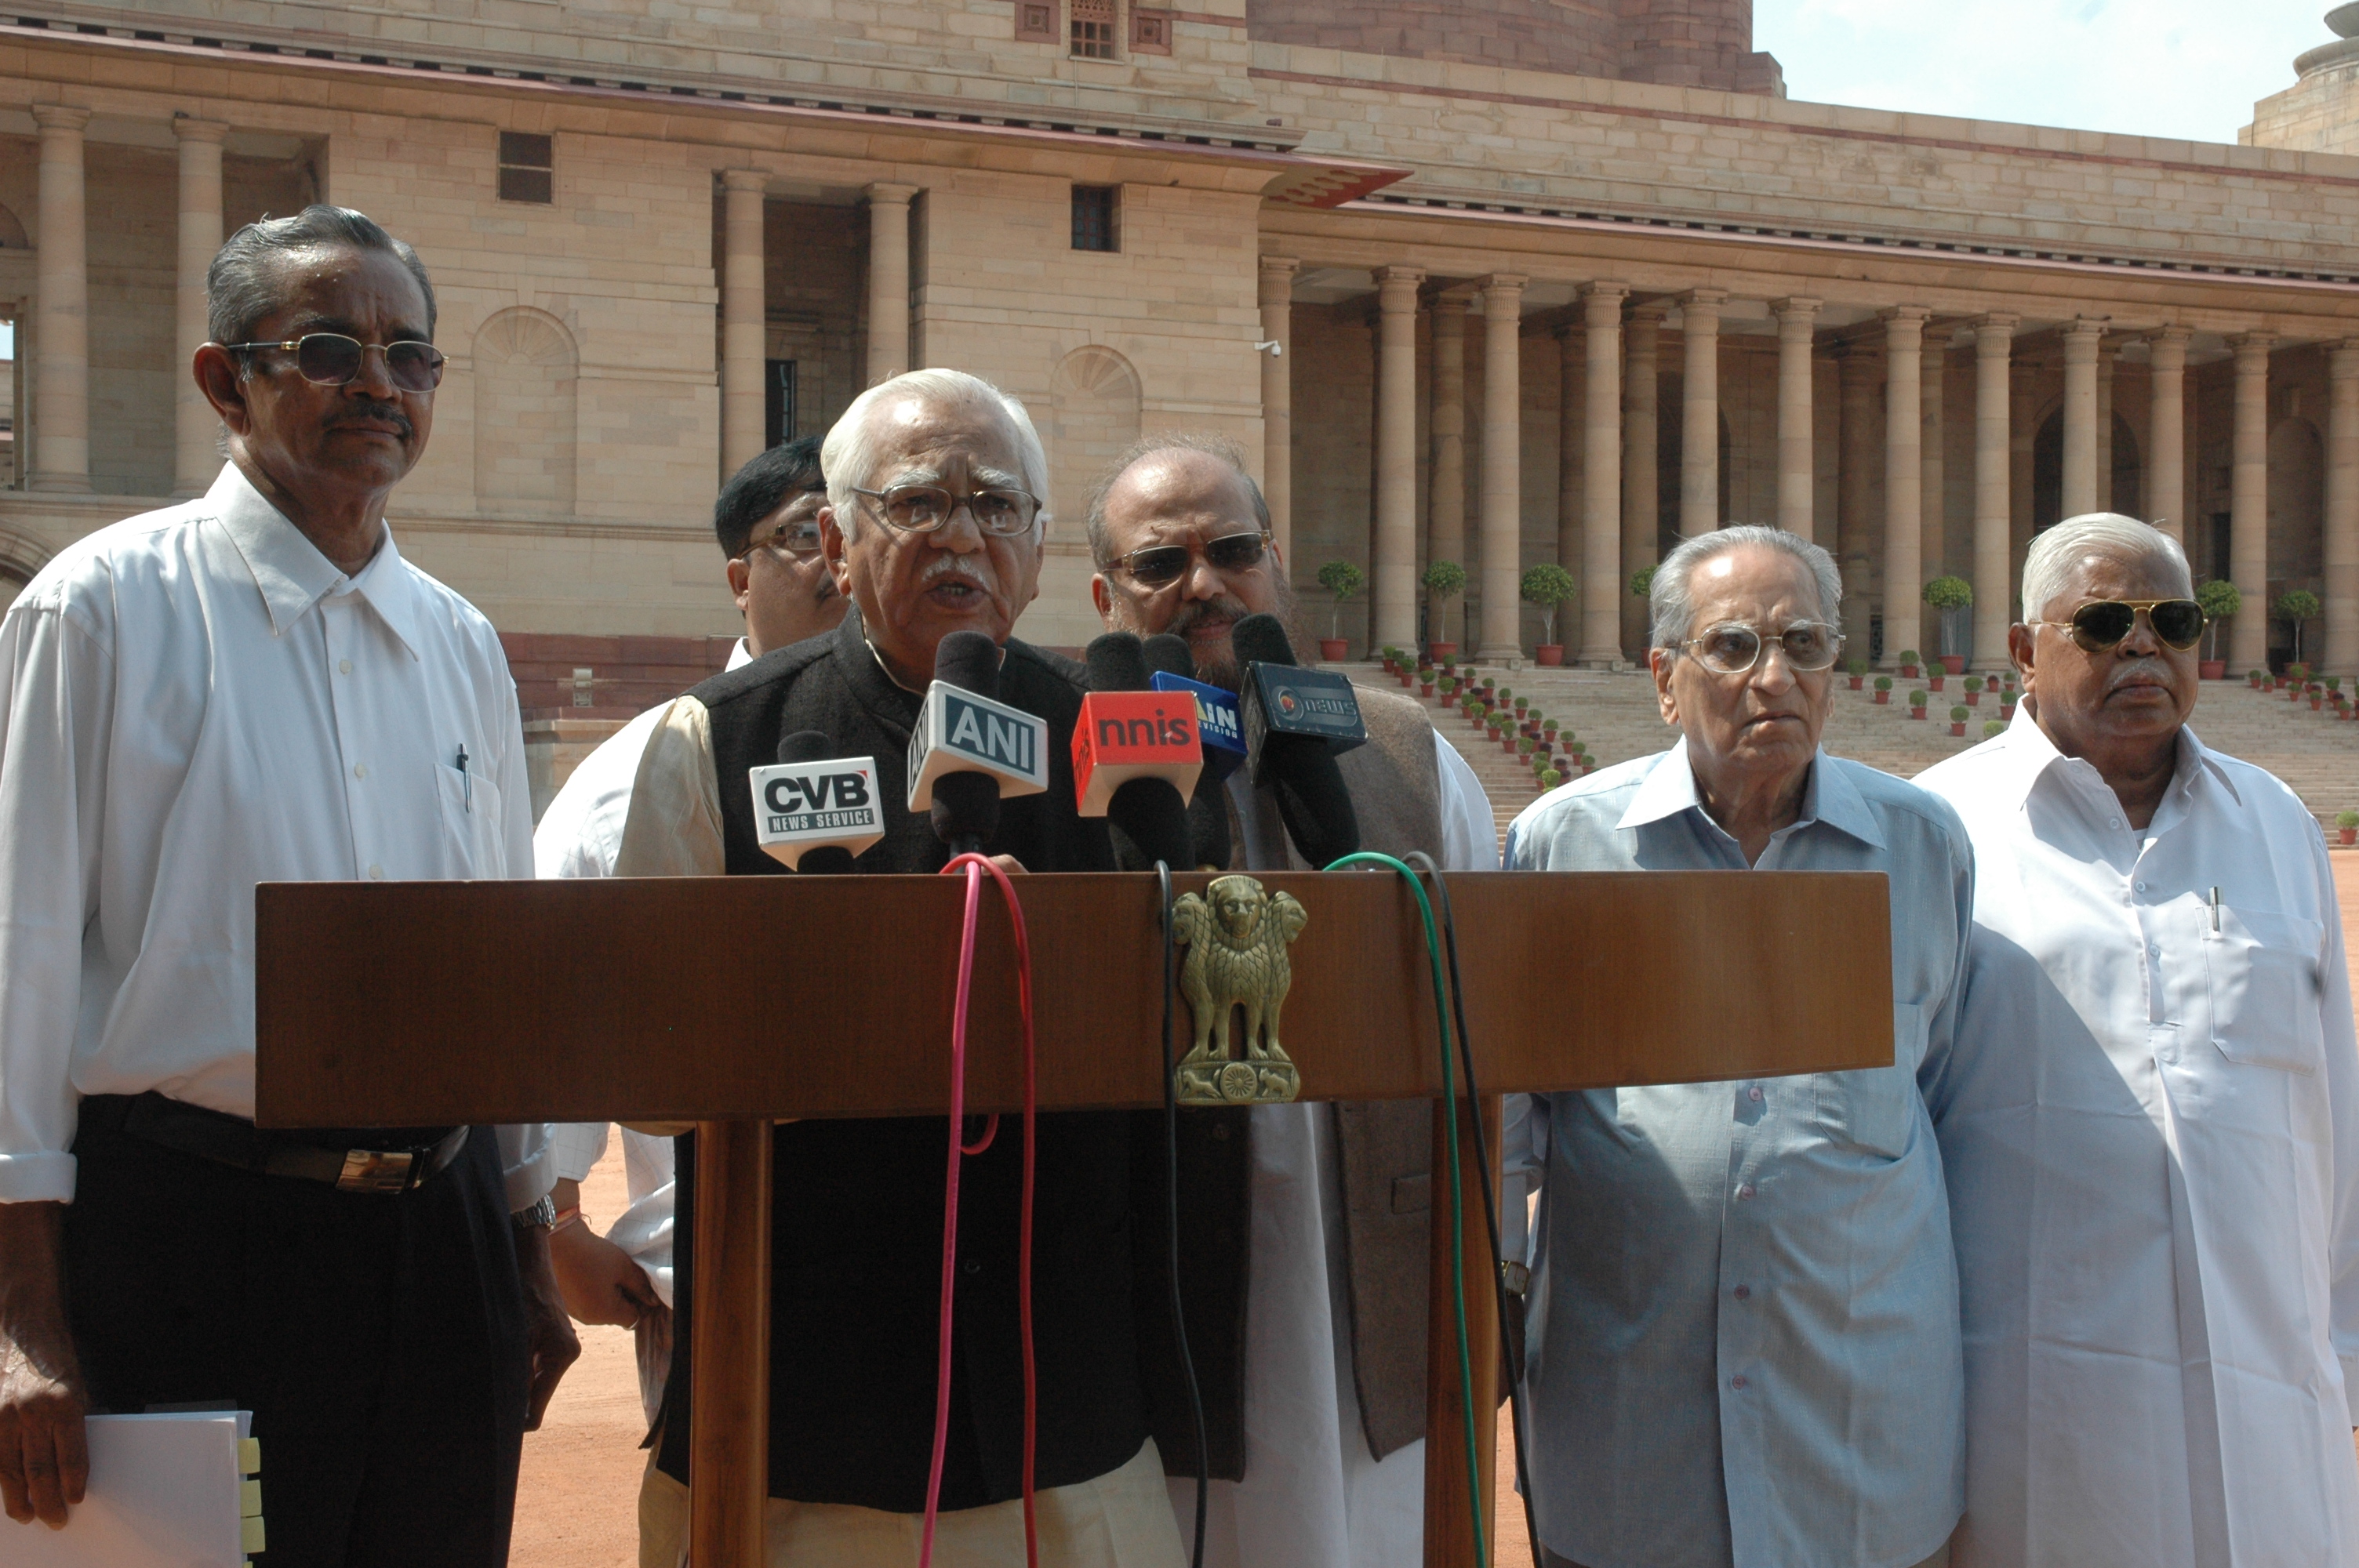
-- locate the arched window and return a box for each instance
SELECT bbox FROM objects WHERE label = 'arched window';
[474,307,577,510]
[1048,346,1141,532]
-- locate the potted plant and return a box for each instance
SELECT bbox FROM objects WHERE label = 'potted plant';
[1539,767,1563,790]
[1928,669,1946,694]
[1543,717,1560,742]
[1512,693,1528,717]
[1983,718,2006,740]
[1874,674,1893,706]
[1422,560,1467,662]
[1516,735,1536,759]
[2290,661,2313,701]
[2196,579,2239,679]
[1962,675,1981,707]
[1949,703,1969,737]
[1630,564,1657,601]
[1909,689,1928,719]
[2250,668,2267,690]
[1521,563,1578,666]
[2279,590,2323,669]
[1846,656,1869,691]
[1924,575,1974,673]
[2339,809,2359,848]
[1897,648,1921,680]
[1998,689,2017,721]
[1484,711,1503,742]
[1315,560,1364,662]
[2311,682,2326,713]
[1418,670,1436,698]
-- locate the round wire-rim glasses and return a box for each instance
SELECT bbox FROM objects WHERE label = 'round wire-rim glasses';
[1677,620,1846,675]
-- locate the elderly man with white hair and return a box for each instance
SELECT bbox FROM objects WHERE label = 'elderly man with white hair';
[1914,512,2359,1567]
[1503,524,1973,1568]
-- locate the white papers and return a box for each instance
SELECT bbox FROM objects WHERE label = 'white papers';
[12,1410,256,1567]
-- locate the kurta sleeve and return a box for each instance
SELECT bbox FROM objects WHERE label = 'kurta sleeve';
[613,697,725,879]
[2312,833,2359,1425]
[0,592,113,1203]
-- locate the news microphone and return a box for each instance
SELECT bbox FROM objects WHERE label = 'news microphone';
[1142,632,1233,871]
[1075,633,1198,871]
[749,730,881,872]
[907,630,1049,856]
[1231,613,1361,869]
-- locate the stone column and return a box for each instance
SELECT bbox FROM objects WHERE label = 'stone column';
[1773,297,1820,539]
[1554,321,1581,631]
[2148,327,2190,545]
[1920,327,1947,582]
[2330,343,2359,677]
[720,170,768,477]
[1372,266,1425,652]
[1477,274,1528,661]
[1836,344,1877,655]
[1680,289,1726,535]
[1579,284,1627,667]
[1621,303,1663,656]
[173,117,227,498]
[1259,256,1298,559]
[2060,318,2104,519]
[2231,332,2275,670]
[1972,316,2018,670]
[1881,307,1930,666]
[863,181,918,386]
[2095,338,2117,511]
[31,104,91,493]
[1427,295,1467,646]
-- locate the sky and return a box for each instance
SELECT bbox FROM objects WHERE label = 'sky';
[1756,0,2333,146]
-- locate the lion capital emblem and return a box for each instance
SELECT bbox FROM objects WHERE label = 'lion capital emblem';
[1171,875,1309,1105]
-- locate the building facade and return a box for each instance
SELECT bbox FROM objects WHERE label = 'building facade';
[0,0,2354,698]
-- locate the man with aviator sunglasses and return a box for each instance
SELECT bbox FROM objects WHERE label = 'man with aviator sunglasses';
[1917,513,2359,1567]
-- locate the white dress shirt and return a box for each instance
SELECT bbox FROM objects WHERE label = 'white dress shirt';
[0,464,547,1207]
[1915,706,2359,1568]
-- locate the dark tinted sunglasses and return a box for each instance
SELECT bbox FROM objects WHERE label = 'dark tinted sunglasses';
[219,333,446,393]
[2033,597,2205,653]
[1110,529,1272,588]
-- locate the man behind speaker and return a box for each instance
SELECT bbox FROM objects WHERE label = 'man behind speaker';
[1088,435,1496,1567]
[609,368,1190,1566]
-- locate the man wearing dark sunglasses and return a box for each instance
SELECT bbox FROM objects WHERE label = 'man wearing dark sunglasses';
[1917,513,2359,1567]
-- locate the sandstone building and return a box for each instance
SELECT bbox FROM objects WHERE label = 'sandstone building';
[0,0,2356,750]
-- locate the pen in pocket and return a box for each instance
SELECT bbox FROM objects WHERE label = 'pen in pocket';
[2209,885,2220,933]
[456,743,472,813]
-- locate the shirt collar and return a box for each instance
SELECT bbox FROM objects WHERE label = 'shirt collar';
[1615,736,1884,850]
[208,463,421,659]
[1992,697,2240,810]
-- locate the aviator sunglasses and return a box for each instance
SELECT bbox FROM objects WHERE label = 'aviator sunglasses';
[1110,529,1274,589]
[218,332,447,393]
[2030,598,2206,654]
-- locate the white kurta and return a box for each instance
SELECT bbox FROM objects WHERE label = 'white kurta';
[1916,706,2359,1568]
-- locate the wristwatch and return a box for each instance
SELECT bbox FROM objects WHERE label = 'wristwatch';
[511,1194,558,1232]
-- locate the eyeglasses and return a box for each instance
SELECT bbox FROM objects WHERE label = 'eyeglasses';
[850,484,1038,538]
[1108,529,1274,589]
[739,497,827,561]
[2030,598,2205,653]
[217,334,446,393]
[1677,620,1845,675]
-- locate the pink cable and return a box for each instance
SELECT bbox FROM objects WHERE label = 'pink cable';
[920,854,1040,1568]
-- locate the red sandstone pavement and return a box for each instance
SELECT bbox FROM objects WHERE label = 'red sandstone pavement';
[507,855,2359,1567]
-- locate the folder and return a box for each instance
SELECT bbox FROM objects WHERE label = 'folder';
[13,1409,261,1567]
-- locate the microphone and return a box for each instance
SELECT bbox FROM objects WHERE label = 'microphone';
[1231,613,1362,869]
[1075,633,1199,871]
[906,630,1049,856]
[1142,633,1233,871]
[750,730,882,872]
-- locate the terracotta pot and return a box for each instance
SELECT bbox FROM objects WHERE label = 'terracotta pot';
[2312,697,2324,710]
[1899,663,1920,679]
[1929,675,1946,692]
[1318,638,1348,662]
[1848,676,1864,691]
[1427,641,1457,662]
[1965,691,1979,706]
[1940,655,1966,675]
[1502,735,1518,753]
[2000,704,2016,720]
[1910,705,1927,720]
[1873,690,1889,705]
[2343,828,2357,846]
[2201,659,2228,681]
[1950,722,1966,736]
[1418,681,1434,697]
[1535,644,1565,666]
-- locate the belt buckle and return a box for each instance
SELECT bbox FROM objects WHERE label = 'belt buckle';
[336,1148,418,1194]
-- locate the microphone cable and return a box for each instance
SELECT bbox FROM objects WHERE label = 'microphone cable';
[1154,861,1212,1568]
[921,853,1041,1568]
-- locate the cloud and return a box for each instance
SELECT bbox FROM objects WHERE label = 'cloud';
[1756,0,2328,145]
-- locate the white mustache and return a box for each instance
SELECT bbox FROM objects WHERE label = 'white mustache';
[918,554,993,592]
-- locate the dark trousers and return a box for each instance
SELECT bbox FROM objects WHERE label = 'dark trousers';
[63,1109,529,1567]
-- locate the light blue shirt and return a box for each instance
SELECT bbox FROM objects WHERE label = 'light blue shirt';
[1502,741,1972,1568]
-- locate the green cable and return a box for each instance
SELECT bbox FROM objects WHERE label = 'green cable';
[1323,851,1488,1568]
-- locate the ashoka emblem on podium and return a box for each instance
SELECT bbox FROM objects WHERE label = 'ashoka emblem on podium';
[1172,875,1307,1108]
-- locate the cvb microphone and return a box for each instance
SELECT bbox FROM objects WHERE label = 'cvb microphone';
[1075,633,1199,871]
[1142,632,1233,872]
[1231,613,1362,869]
[751,730,882,872]
[907,630,1049,856]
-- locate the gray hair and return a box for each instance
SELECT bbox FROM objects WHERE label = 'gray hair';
[2020,512,2192,622]
[1083,433,1272,568]
[1650,525,1844,649]
[207,205,437,348]
[820,368,1052,542]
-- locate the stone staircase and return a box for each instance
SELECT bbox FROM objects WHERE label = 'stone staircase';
[1348,662,2359,855]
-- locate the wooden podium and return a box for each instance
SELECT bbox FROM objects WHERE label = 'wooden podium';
[254,868,1893,1567]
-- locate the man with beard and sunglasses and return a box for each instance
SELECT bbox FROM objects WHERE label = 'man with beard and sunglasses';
[1916,513,2359,1568]
[0,206,576,1563]
[1087,435,1494,1568]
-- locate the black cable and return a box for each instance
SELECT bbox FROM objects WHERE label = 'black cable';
[1405,850,1543,1568]
[1156,860,1211,1568]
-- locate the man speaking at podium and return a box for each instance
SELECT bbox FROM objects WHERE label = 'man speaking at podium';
[612,368,1192,1565]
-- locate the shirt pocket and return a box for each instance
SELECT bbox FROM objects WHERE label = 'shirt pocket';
[2205,906,2324,1073]
[434,762,506,879]
[1810,1001,1923,1160]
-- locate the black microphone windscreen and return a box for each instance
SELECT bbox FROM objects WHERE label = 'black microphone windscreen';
[934,629,1001,700]
[1108,777,1193,870]
[1143,633,1194,683]
[776,729,834,768]
[1186,784,1231,872]
[1230,613,1296,670]
[798,845,859,875]
[931,772,1000,851]
[1273,768,1359,869]
[1085,631,1151,693]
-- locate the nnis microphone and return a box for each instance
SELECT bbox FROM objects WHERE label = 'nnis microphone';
[750,730,884,871]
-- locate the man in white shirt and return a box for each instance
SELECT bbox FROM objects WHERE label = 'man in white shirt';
[0,205,575,1564]
[1915,512,2359,1567]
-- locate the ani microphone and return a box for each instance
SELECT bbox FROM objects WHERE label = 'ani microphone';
[750,729,882,871]
[1230,612,1364,869]
[1074,632,1199,871]
[906,629,1049,856]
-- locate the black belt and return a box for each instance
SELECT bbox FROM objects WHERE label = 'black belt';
[79,1092,471,1195]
